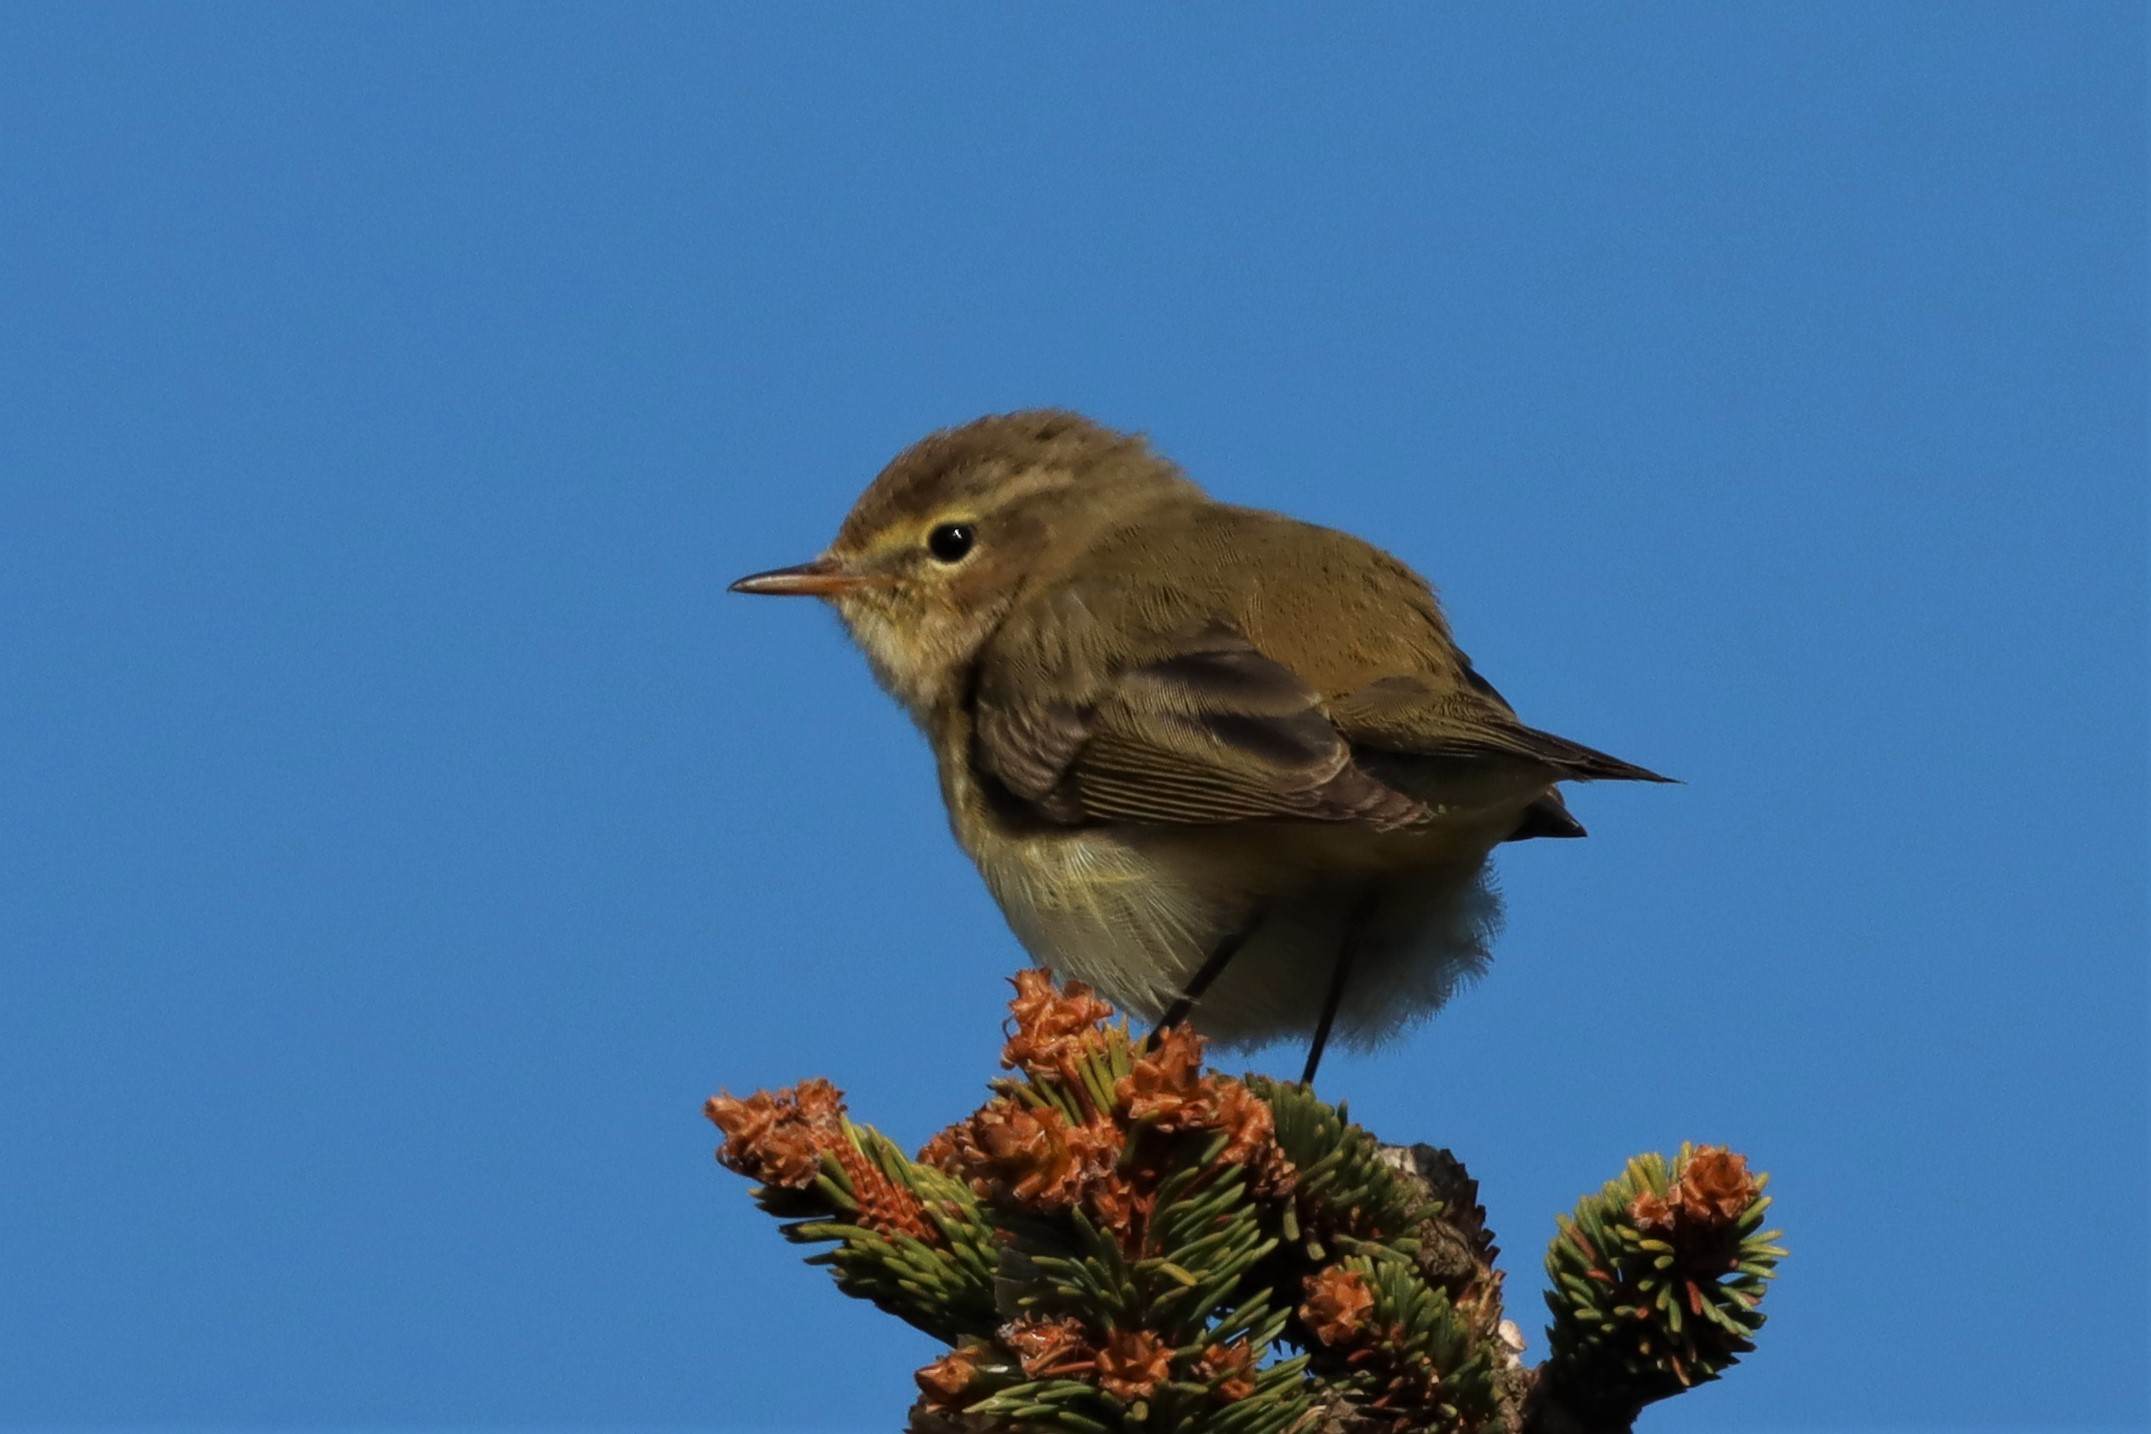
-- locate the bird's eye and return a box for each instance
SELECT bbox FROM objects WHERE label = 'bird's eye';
[927,522,976,563]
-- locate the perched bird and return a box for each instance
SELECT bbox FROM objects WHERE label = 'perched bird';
[733,411,1668,1081]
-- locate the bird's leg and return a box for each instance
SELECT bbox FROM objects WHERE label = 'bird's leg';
[1301,892,1380,1088]
[1151,906,1267,1040]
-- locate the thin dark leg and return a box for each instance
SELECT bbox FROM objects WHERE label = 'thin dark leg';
[1301,893,1380,1088]
[1152,906,1267,1038]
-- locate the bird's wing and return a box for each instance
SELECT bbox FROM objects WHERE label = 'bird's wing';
[1328,672,1673,784]
[1506,788,1589,841]
[973,617,1425,830]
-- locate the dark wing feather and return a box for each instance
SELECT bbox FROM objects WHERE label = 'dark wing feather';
[1506,790,1588,841]
[1329,673,1673,784]
[973,621,1425,830]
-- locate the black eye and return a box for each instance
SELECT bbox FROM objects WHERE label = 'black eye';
[927,522,976,563]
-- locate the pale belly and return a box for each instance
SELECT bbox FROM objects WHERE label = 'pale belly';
[961,814,1513,1051]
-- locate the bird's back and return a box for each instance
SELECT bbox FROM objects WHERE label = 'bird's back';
[1018,496,1473,702]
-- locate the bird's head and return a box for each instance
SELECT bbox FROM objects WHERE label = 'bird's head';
[731,410,1196,718]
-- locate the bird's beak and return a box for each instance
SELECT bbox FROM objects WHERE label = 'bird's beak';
[728,556,876,598]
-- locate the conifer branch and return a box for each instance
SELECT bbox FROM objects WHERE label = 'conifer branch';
[708,972,1783,1432]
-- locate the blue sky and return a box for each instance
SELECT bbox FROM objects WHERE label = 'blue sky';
[1,4,2143,1430]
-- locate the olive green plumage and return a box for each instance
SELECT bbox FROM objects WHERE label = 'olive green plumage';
[733,411,1668,1054]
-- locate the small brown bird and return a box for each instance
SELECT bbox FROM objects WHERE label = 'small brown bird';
[733,412,1668,1081]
